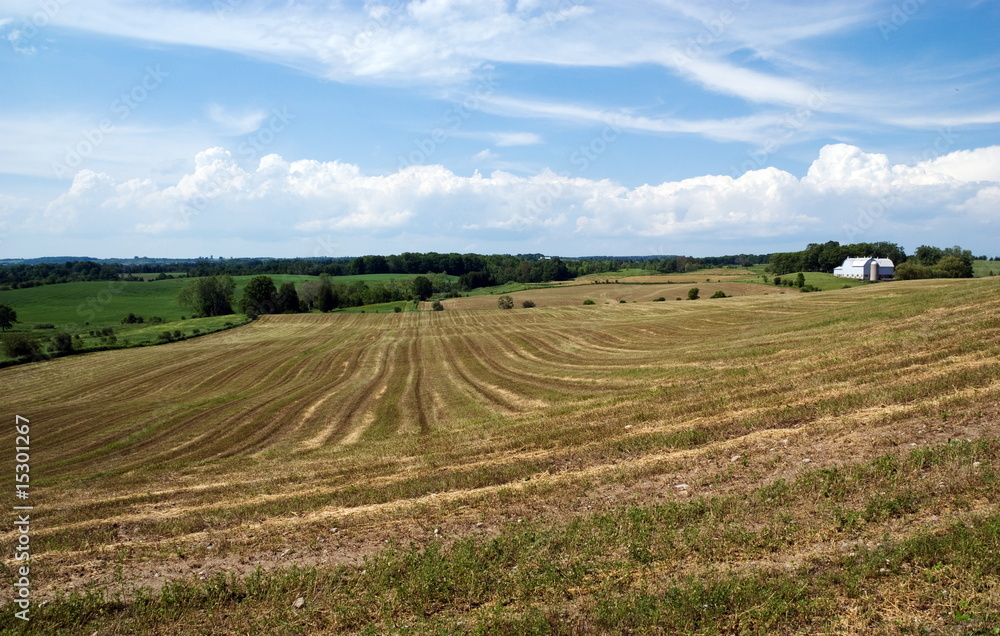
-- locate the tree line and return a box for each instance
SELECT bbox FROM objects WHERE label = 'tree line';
[768,241,977,279]
[177,274,453,318]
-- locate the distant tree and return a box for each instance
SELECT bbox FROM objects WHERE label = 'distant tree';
[0,304,16,331]
[317,282,336,312]
[49,332,74,354]
[239,276,279,318]
[3,333,41,358]
[177,275,236,317]
[893,262,934,280]
[276,282,301,313]
[934,255,973,279]
[431,300,444,311]
[521,299,536,308]
[711,290,727,298]
[796,272,805,288]
[913,245,945,267]
[773,277,782,286]
[583,299,596,305]
[687,287,700,300]
[497,295,514,310]
[412,276,433,301]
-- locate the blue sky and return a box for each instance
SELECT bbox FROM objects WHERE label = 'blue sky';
[1,0,999,259]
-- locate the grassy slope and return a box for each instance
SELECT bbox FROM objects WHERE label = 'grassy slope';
[974,259,998,278]
[1,278,999,633]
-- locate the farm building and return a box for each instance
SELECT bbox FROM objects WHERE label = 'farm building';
[833,257,894,280]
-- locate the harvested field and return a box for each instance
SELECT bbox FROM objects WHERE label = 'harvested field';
[2,278,999,633]
[439,281,772,309]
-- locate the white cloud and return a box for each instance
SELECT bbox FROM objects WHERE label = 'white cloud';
[12,144,1000,253]
[491,132,542,146]
[473,149,497,161]
[918,146,1000,183]
[206,104,269,136]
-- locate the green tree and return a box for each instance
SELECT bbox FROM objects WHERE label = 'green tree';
[933,255,973,278]
[711,290,727,298]
[431,300,444,311]
[412,276,433,301]
[795,272,805,288]
[317,283,336,312]
[893,262,934,280]
[276,282,301,313]
[49,332,74,354]
[177,275,236,317]
[240,276,278,318]
[0,304,16,331]
[687,287,700,300]
[497,295,514,309]
[3,333,41,358]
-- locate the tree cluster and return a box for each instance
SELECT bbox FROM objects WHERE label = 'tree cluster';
[768,241,906,276]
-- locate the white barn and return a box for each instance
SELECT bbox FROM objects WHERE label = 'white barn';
[833,257,894,280]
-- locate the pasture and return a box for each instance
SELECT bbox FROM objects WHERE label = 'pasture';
[1,278,998,633]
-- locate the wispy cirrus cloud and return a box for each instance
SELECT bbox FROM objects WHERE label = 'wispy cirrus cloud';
[206,104,269,136]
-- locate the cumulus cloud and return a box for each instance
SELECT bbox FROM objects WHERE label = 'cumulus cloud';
[918,146,1000,183]
[13,144,1000,252]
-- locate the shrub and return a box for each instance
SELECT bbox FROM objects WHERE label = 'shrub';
[619,299,626,303]
[158,331,173,342]
[34,323,55,329]
[800,285,821,293]
[521,299,536,308]
[774,277,782,286]
[149,317,164,325]
[394,306,402,313]
[687,287,700,300]
[173,330,182,338]
[653,297,666,302]
[431,300,444,311]
[3,333,42,358]
[710,290,727,298]
[192,328,201,335]
[583,299,596,305]
[497,295,514,310]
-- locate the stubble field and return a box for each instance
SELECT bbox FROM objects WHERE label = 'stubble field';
[1,278,999,633]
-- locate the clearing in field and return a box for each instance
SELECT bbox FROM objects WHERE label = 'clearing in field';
[1,278,998,633]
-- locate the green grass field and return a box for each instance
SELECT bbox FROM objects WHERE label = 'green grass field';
[0,273,448,361]
[974,259,998,277]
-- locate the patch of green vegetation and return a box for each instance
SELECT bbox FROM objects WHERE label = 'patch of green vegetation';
[973,259,997,278]
[332,300,420,314]
[463,281,568,297]
[584,268,658,278]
